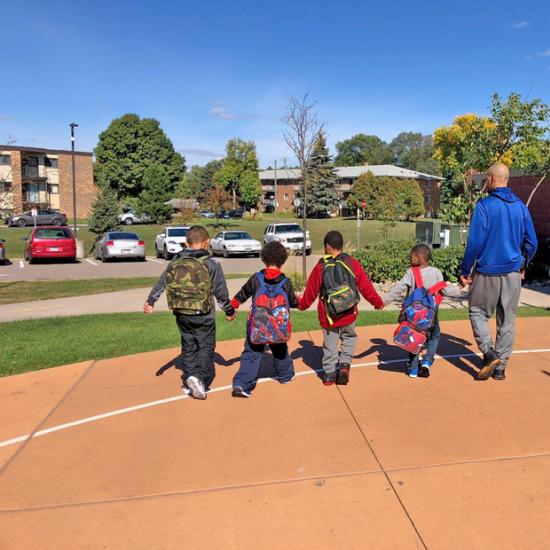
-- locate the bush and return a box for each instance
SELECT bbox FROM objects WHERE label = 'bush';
[355,239,465,283]
[243,211,263,221]
[288,271,306,291]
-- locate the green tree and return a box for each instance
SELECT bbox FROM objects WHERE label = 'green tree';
[390,132,439,174]
[94,114,185,198]
[137,164,173,223]
[334,134,393,166]
[347,171,394,219]
[87,185,121,235]
[213,138,261,209]
[177,159,224,201]
[301,132,338,216]
[393,178,424,221]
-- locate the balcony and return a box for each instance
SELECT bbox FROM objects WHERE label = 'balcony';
[22,166,46,181]
[262,184,275,191]
[263,198,276,206]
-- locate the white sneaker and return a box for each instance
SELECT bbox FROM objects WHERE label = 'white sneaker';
[186,376,207,400]
[183,387,192,396]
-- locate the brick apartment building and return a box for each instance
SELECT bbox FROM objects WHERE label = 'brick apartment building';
[259,165,442,217]
[0,145,96,219]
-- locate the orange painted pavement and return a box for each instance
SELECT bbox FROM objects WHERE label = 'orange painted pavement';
[1,318,550,549]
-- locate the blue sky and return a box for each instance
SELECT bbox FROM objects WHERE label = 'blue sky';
[1,0,549,167]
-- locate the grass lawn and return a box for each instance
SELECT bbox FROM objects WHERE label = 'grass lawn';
[2,306,549,377]
[0,274,250,305]
[0,215,415,258]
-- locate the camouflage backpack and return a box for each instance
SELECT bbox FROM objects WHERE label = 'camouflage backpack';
[165,256,212,314]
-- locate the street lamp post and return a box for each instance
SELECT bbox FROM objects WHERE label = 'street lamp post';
[69,122,79,235]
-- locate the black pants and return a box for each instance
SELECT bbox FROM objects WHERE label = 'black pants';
[175,314,216,389]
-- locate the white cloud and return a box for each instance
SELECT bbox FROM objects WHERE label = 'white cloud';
[179,148,223,158]
[540,48,550,56]
[512,21,529,29]
[209,106,237,120]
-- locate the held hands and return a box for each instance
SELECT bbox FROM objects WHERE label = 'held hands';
[459,275,472,287]
[226,311,237,322]
[143,302,154,314]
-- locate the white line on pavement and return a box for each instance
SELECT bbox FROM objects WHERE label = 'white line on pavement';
[9,304,63,313]
[1,348,549,450]
[147,258,164,264]
[18,261,24,269]
[85,259,98,266]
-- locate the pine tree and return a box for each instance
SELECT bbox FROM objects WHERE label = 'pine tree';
[88,185,121,234]
[302,132,339,217]
[137,164,174,223]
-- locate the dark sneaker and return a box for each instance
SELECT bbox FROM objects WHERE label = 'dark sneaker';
[323,372,336,386]
[418,360,432,378]
[337,365,350,385]
[492,369,506,381]
[477,348,502,381]
[232,386,251,398]
[187,376,207,399]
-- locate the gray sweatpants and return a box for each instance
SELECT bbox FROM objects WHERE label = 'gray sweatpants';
[322,323,357,373]
[468,272,522,367]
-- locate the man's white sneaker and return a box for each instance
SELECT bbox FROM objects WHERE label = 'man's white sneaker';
[186,376,207,400]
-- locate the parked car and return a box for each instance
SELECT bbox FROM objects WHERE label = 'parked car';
[0,239,6,265]
[7,209,68,227]
[227,208,245,219]
[155,226,190,260]
[199,210,215,218]
[211,231,261,258]
[24,226,76,263]
[264,223,312,255]
[118,209,150,225]
[93,231,146,262]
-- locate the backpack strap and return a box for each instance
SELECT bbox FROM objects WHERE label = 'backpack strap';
[428,281,447,295]
[412,266,424,289]
[273,276,289,294]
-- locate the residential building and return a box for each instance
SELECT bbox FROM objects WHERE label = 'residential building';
[259,165,442,217]
[0,145,96,219]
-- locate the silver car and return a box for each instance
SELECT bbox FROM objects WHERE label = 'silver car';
[94,231,146,262]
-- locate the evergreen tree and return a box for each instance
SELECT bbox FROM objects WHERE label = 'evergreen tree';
[94,114,185,198]
[88,185,121,235]
[137,164,173,223]
[299,132,338,217]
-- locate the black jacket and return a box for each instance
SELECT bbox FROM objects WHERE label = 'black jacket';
[146,248,235,317]
[233,269,299,308]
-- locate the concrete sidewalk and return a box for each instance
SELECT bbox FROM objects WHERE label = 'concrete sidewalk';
[2,281,549,323]
[1,318,550,548]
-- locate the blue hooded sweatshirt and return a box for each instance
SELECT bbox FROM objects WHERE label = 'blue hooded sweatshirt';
[461,187,538,276]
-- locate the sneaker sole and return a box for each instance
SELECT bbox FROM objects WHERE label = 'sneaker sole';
[418,366,430,378]
[232,389,251,398]
[408,373,418,378]
[336,370,350,385]
[187,377,207,400]
[477,358,502,381]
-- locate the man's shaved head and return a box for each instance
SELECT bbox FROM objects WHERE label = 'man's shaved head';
[486,162,509,190]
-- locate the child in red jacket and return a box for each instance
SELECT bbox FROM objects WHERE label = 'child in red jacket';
[298,231,384,385]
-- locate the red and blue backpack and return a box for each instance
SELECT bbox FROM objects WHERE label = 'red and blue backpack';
[393,267,446,354]
[248,272,291,345]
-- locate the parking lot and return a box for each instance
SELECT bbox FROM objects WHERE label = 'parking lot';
[0,254,322,281]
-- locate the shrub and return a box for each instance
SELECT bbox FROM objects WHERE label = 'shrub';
[355,239,465,283]
[431,245,464,283]
[288,271,306,291]
[243,211,263,221]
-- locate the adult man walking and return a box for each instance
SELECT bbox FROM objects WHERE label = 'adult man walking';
[460,163,537,381]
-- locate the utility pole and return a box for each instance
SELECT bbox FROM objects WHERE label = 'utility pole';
[273,159,278,212]
[69,122,79,235]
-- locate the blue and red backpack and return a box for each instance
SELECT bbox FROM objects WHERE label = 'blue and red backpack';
[248,272,291,345]
[393,267,446,354]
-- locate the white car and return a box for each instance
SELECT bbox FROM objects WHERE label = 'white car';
[211,231,261,258]
[155,226,190,260]
[118,209,150,225]
[264,223,312,255]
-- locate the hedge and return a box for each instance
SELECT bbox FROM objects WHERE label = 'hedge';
[355,239,465,283]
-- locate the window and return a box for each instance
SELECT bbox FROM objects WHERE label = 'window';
[424,194,431,206]
[47,184,59,194]
[108,232,139,240]
[275,224,302,234]
[167,228,188,237]
[0,181,12,192]
[0,154,10,165]
[44,157,58,168]
[35,228,72,239]
[284,193,289,201]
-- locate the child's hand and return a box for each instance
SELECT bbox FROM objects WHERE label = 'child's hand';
[226,311,237,321]
[143,302,154,314]
[295,291,303,301]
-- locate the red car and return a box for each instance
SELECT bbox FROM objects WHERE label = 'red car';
[24,226,77,263]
